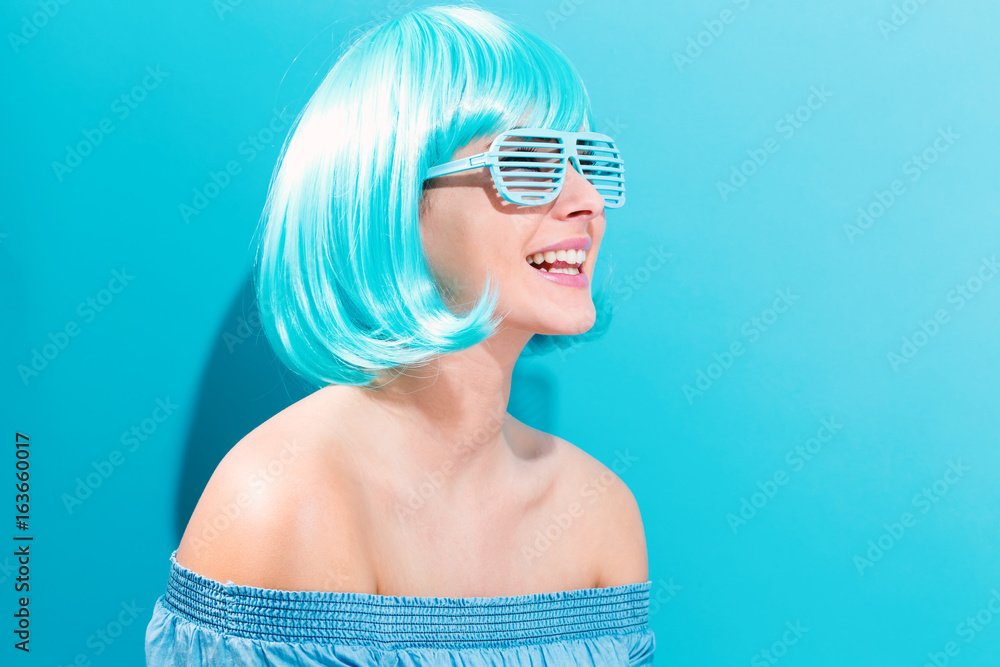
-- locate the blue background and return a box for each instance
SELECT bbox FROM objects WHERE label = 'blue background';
[3,0,999,665]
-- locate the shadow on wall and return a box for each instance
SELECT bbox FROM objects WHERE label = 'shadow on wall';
[171,274,312,541]
[173,272,557,541]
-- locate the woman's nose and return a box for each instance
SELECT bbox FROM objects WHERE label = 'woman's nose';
[556,157,605,214]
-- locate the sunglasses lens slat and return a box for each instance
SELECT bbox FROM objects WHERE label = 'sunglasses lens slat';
[497,160,566,169]
[496,140,565,148]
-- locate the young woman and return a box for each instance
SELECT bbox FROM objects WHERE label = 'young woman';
[146,5,654,665]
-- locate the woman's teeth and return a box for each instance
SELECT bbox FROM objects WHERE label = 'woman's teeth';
[525,248,587,274]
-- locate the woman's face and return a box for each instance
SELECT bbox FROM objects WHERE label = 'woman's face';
[420,131,607,339]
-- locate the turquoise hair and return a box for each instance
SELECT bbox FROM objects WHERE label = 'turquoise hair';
[253,3,614,388]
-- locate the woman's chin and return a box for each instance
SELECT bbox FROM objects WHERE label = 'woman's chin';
[533,315,596,338]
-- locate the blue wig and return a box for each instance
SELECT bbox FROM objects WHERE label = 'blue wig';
[253,3,615,388]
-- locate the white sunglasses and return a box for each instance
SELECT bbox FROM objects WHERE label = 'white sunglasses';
[424,127,625,208]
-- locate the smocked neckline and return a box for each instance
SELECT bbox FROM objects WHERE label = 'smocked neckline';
[162,549,652,648]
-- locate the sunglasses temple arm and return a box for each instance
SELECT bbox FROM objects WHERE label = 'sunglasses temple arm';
[424,152,488,180]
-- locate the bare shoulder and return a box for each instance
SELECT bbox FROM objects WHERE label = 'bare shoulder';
[541,427,649,588]
[175,386,376,592]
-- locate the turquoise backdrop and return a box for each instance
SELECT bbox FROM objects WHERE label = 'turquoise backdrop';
[2,0,999,665]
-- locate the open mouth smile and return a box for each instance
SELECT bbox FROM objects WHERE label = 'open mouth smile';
[524,248,586,275]
[524,248,590,287]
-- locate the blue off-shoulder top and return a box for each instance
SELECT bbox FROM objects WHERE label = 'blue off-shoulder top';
[145,550,656,666]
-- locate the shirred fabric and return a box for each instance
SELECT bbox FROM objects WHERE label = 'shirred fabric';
[146,550,656,666]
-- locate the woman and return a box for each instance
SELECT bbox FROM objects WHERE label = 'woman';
[146,4,655,665]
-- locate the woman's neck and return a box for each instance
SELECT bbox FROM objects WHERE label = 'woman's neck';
[347,327,536,492]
